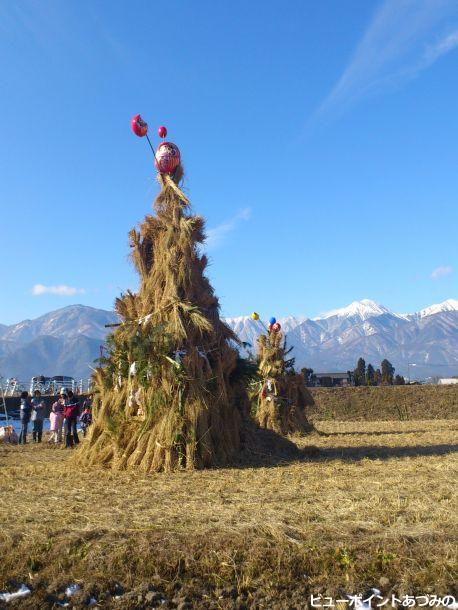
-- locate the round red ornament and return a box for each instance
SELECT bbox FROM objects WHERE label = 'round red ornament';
[158,125,167,138]
[272,322,281,333]
[131,114,148,137]
[154,141,181,175]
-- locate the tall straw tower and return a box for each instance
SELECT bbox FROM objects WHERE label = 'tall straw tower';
[256,322,314,436]
[79,126,246,472]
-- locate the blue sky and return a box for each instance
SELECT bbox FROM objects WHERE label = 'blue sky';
[1,0,457,325]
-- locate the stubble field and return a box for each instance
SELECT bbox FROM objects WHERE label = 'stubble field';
[0,419,456,609]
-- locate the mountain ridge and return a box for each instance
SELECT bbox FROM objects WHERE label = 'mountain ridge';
[0,299,457,380]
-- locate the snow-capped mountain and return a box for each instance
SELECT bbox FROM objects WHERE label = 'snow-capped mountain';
[222,299,458,378]
[0,305,118,344]
[315,299,395,321]
[224,316,266,350]
[0,300,457,380]
[418,299,458,319]
[0,306,118,380]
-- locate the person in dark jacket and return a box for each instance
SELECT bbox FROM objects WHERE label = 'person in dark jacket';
[64,390,80,448]
[31,390,45,442]
[82,395,92,411]
[19,391,32,444]
[80,404,92,437]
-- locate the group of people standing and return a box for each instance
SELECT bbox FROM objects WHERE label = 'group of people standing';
[19,389,92,448]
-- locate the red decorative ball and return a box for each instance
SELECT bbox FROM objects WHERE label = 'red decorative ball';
[131,114,148,137]
[158,125,167,139]
[154,141,181,175]
[272,322,281,333]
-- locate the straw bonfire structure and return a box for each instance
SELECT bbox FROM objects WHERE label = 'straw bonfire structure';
[256,326,314,435]
[79,163,246,472]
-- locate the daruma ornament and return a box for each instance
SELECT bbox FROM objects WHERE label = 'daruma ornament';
[158,125,167,138]
[131,114,148,137]
[251,312,259,321]
[154,141,181,175]
[272,322,281,333]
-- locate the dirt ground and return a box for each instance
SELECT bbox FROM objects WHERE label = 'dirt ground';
[0,419,456,609]
[309,385,458,421]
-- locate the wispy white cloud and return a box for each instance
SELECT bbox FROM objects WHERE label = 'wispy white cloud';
[316,0,458,119]
[422,29,458,64]
[430,265,453,279]
[31,284,86,296]
[0,3,128,65]
[206,208,251,249]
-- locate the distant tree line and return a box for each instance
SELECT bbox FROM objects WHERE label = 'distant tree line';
[301,368,316,386]
[353,357,405,386]
[300,359,406,387]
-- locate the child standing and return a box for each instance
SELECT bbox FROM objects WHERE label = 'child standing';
[31,390,45,442]
[63,390,80,448]
[18,391,32,444]
[49,391,65,444]
[80,404,92,437]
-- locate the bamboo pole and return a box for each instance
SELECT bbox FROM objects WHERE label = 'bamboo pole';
[0,376,9,423]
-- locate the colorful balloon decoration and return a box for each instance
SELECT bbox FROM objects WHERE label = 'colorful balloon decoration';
[251,312,260,320]
[269,317,276,325]
[131,114,148,137]
[154,142,181,175]
[272,322,281,333]
[130,116,180,175]
[154,141,181,175]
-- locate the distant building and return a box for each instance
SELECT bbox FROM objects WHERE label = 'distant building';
[314,372,353,387]
[437,378,458,385]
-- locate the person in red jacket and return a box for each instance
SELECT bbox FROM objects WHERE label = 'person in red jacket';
[64,390,80,448]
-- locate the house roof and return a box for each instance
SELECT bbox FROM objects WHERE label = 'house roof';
[315,372,350,379]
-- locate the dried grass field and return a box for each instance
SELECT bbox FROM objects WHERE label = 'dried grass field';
[0,419,457,609]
